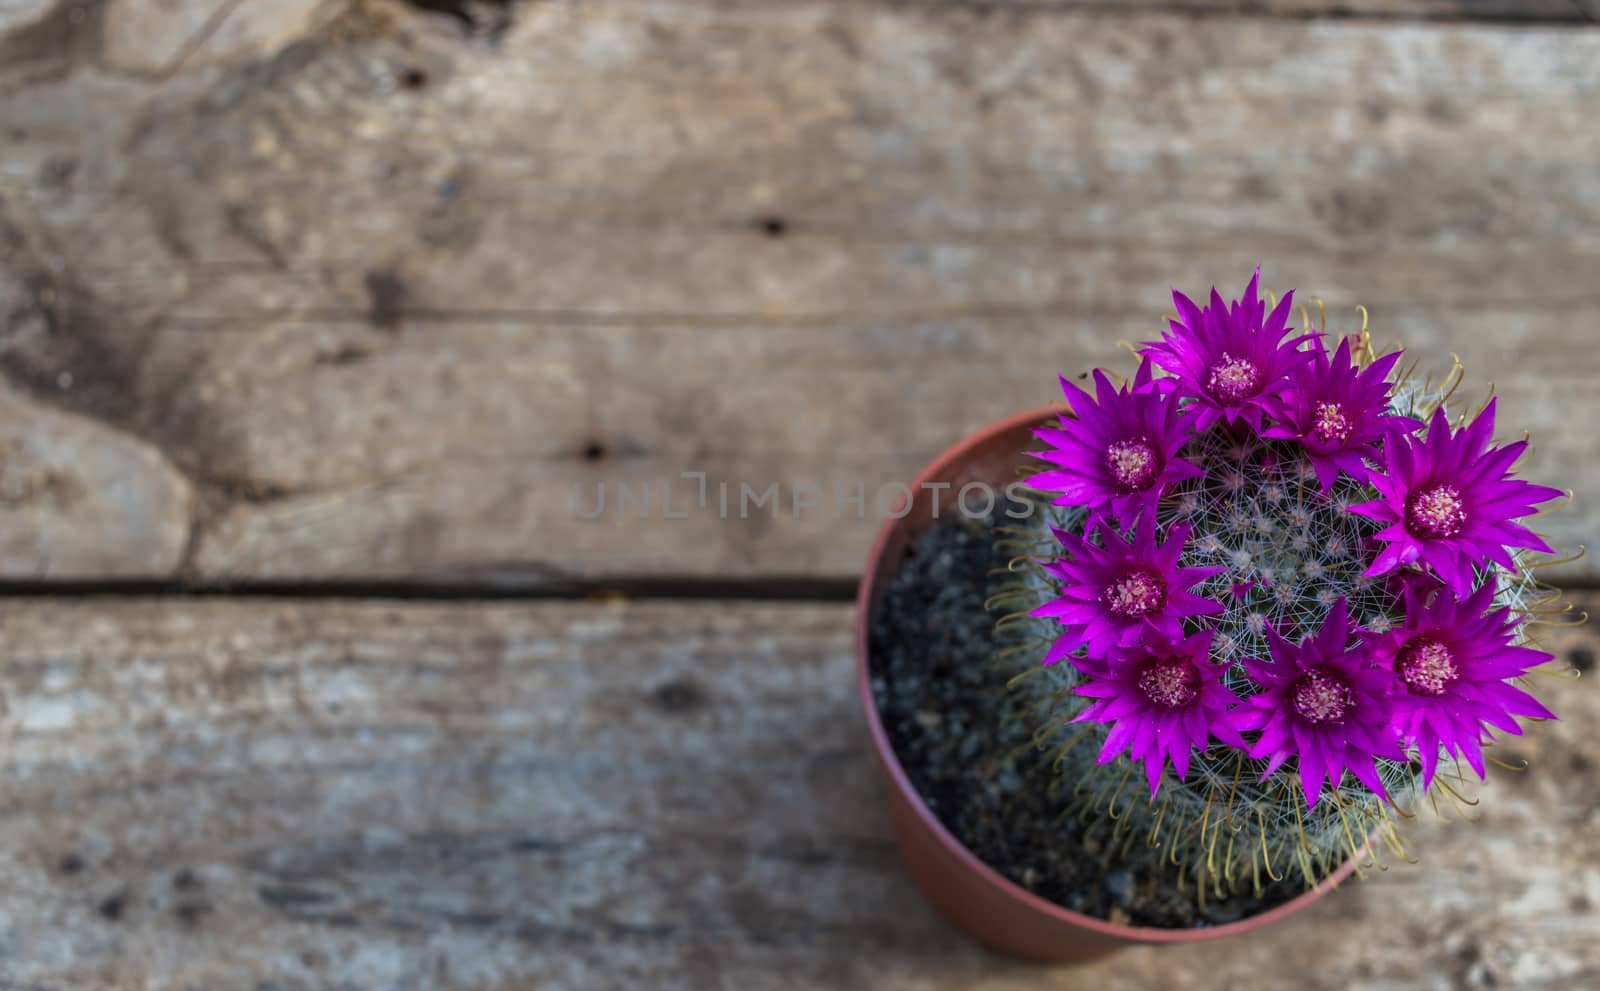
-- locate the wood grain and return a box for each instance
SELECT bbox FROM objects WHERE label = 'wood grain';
[0,596,1591,989]
[2,0,1598,587]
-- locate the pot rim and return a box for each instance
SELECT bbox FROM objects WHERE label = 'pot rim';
[854,405,1364,944]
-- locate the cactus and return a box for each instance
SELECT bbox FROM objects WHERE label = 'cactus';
[990,272,1575,905]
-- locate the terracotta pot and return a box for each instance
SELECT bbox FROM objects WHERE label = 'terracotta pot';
[854,406,1364,963]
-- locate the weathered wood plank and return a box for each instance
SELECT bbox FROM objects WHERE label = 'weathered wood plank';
[95,0,340,77]
[0,385,193,580]
[0,596,1592,988]
[2,1,1598,586]
[10,0,1590,66]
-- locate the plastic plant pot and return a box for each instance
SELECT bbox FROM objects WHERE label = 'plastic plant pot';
[854,406,1366,963]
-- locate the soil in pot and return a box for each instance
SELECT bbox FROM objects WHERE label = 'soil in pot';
[867,511,1306,928]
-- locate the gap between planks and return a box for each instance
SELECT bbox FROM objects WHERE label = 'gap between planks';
[0,578,1594,603]
[874,0,1600,27]
[0,577,861,602]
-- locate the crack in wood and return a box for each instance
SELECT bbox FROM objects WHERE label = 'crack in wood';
[0,576,865,600]
[876,0,1600,23]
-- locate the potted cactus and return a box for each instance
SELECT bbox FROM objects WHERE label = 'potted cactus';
[858,271,1574,961]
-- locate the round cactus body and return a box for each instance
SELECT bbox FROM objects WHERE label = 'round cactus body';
[997,271,1569,899]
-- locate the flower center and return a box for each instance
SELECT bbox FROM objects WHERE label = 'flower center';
[1138,660,1199,708]
[1312,401,1353,444]
[1292,670,1353,724]
[1104,437,1158,492]
[1205,353,1263,403]
[1398,637,1459,696]
[1405,484,1468,539]
[1102,570,1167,617]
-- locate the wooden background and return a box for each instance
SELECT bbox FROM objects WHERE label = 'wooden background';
[1,0,1596,987]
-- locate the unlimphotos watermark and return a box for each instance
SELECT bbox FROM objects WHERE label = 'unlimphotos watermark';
[571,473,1045,521]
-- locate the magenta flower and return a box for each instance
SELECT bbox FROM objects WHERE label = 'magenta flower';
[1029,357,1203,525]
[1227,600,1403,808]
[1034,513,1223,665]
[1145,269,1312,433]
[1349,399,1566,596]
[1262,336,1413,492]
[1073,631,1242,796]
[1376,582,1555,787]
